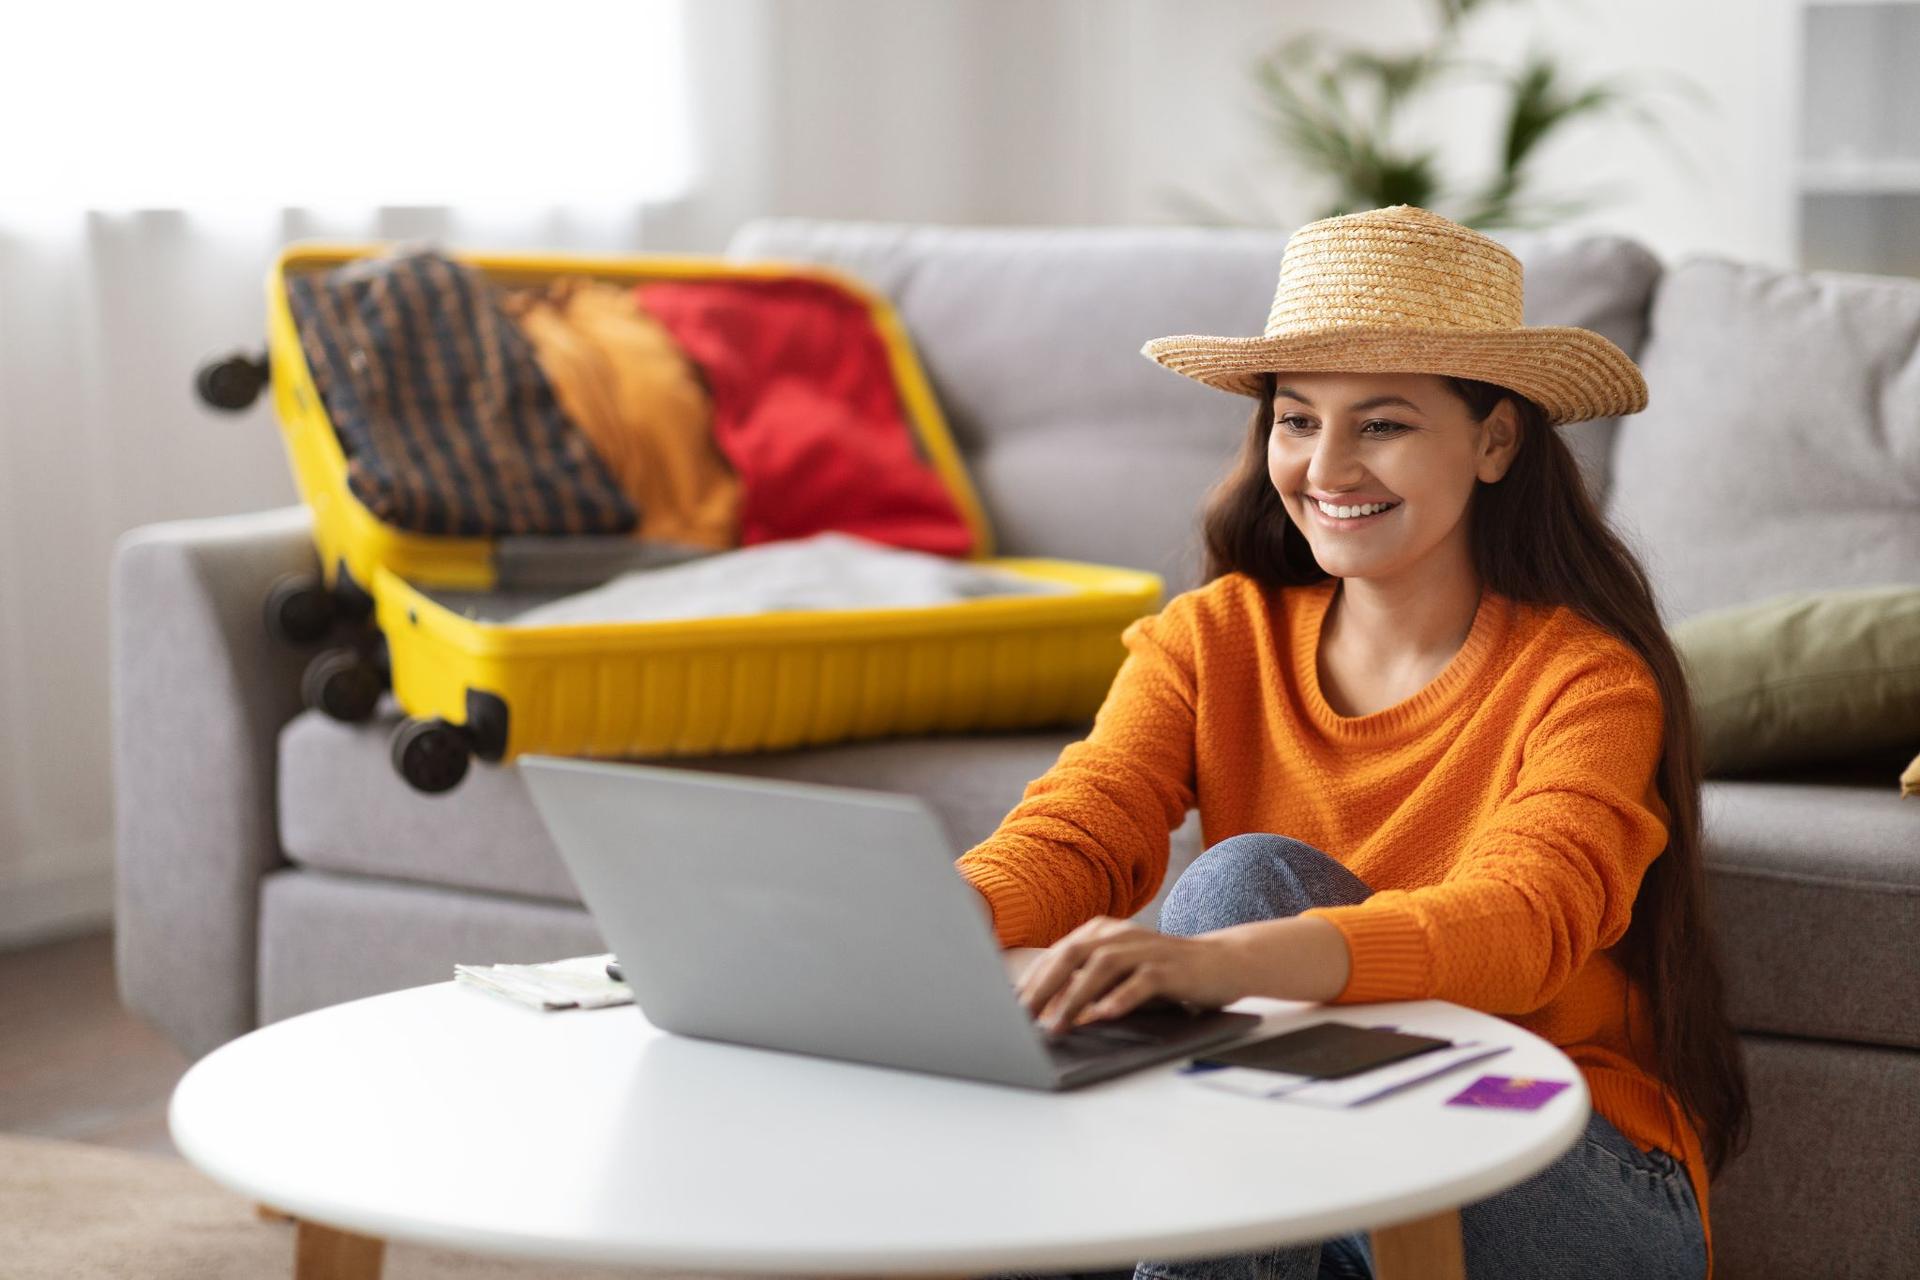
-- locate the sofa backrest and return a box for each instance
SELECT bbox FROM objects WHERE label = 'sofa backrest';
[725,219,1662,594]
[1607,258,1920,624]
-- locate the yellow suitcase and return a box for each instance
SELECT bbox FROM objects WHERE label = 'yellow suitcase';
[205,244,1162,793]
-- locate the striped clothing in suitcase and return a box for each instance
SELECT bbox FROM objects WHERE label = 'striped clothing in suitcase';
[287,247,637,538]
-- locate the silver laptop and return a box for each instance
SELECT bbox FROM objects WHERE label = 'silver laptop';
[519,755,1263,1089]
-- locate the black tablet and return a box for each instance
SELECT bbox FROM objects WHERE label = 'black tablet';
[1193,1021,1452,1079]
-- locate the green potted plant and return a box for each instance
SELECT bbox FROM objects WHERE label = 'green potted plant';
[1172,0,1705,231]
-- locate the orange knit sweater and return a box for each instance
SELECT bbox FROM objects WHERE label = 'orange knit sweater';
[956,572,1713,1273]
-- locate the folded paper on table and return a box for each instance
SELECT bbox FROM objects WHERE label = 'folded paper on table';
[454,953,633,1011]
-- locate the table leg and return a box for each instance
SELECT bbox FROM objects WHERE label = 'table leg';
[294,1220,386,1280]
[1370,1207,1465,1280]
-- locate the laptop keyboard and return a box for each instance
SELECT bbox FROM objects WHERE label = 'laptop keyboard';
[1039,999,1214,1060]
[1046,1026,1149,1059]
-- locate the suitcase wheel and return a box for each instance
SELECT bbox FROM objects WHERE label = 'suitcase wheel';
[369,631,391,683]
[391,718,473,794]
[194,349,270,411]
[332,562,375,625]
[302,648,385,723]
[264,573,334,645]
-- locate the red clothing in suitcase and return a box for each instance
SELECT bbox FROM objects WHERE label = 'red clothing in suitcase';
[636,277,974,556]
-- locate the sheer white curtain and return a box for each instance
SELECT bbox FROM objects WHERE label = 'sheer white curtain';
[0,0,734,944]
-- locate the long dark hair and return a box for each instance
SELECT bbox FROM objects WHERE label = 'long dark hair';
[1202,370,1750,1178]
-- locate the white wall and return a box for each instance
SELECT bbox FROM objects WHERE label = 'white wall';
[720,0,1799,266]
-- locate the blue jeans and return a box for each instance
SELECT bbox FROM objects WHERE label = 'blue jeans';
[990,834,1708,1280]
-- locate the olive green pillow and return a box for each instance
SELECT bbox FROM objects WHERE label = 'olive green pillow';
[1669,585,1920,777]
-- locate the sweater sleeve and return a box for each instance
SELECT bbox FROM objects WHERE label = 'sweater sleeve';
[954,594,1201,948]
[1301,654,1670,1014]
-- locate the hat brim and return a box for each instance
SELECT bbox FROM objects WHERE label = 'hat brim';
[1140,326,1647,426]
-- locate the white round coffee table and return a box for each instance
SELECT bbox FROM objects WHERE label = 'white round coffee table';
[170,954,1589,1280]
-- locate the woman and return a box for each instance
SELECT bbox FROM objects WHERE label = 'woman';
[958,205,1748,1280]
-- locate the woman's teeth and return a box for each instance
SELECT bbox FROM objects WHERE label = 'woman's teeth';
[1313,498,1398,519]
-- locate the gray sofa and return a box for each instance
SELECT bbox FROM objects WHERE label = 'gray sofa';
[112,220,1918,1277]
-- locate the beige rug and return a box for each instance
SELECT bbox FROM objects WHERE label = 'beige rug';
[0,1133,788,1279]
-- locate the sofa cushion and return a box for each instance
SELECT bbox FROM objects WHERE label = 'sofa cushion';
[1707,1035,1920,1278]
[1702,762,1920,1052]
[724,220,1661,594]
[258,868,607,1026]
[1671,584,1920,774]
[1607,258,1920,624]
[280,706,1207,926]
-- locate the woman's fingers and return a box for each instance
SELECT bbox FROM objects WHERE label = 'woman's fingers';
[1019,942,1096,1021]
[1021,930,1245,1032]
[1082,968,1161,1022]
[1016,916,1122,1016]
[1039,943,1152,1032]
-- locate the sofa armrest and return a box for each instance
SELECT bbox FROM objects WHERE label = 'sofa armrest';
[110,506,317,1058]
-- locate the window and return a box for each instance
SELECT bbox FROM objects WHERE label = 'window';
[0,0,692,209]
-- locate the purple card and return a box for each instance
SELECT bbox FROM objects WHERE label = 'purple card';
[1445,1074,1571,1111]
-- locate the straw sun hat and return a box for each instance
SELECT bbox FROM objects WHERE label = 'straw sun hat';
[1141,204,1647,427]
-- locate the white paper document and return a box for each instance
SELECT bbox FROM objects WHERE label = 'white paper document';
[454,953,633,1011]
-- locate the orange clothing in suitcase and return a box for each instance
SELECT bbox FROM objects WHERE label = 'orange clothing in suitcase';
[503,279,742,550]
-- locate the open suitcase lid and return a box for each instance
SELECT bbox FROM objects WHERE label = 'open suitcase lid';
[265,242,997,594]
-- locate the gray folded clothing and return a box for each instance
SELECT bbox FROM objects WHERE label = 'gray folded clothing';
[508,531,1071,626]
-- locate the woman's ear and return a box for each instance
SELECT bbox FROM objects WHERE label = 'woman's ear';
[1475,397,1523,484]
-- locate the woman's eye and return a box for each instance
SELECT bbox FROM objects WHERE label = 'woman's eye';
[1276,415,1404,435]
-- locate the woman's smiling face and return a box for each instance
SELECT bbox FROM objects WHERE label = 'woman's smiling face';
[1267,371,1520,583]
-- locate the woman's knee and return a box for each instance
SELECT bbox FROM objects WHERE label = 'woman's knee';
[1157,833,1370,937]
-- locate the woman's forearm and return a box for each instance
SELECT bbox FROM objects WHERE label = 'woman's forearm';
[1214,914,1352,1004]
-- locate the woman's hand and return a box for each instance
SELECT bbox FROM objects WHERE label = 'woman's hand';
[1014,915,1249,1033]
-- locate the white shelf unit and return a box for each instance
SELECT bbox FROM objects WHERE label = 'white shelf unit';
[1796,0,1920,276]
